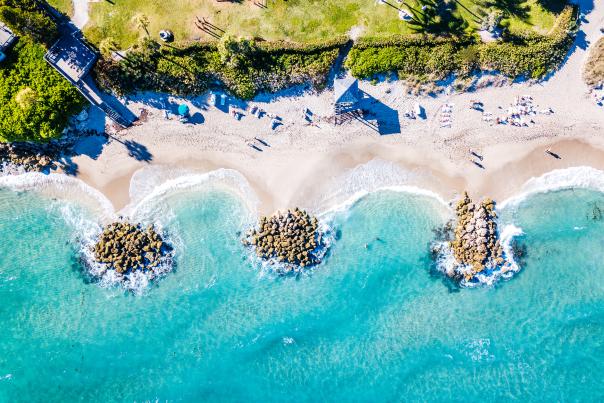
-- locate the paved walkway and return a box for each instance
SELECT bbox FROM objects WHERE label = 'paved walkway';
[72,0,89,29]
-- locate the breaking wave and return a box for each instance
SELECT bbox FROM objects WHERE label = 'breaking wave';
[4,164,604,291]
[500,166,604,209]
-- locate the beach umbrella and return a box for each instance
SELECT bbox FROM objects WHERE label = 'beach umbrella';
[177,104,189,116]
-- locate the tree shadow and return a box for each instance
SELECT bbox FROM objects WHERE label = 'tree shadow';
[407,0,469,36]
[106,134,153,162]
[72,135,107,160]
[480,0,530,21]
[188,112,205,124]
[124,140,153,162]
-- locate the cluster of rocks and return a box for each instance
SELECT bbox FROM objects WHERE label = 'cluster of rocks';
[243,208,324,269]
[1,108,103,173]
[93,222,171,275]
[448,192,504,281]
[0,142,58,172]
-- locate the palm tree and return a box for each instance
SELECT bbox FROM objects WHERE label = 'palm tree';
[132,13,150,37]
[99,37,119,59]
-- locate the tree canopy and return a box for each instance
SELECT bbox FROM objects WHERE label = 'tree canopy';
[0,39,84,142]
[0,0,58,46]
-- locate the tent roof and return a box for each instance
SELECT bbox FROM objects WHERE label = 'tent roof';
[334,77,359,105]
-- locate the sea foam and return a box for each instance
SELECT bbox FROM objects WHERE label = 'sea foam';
[315,159,449,219]
[500,166,604,209]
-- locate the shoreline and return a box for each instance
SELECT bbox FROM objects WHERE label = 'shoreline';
[71,134,604,215]
[10,0,604,215]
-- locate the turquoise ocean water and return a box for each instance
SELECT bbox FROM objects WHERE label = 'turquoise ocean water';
[1,170,604,401]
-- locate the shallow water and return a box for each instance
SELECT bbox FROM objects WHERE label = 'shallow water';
[1,178,604,401]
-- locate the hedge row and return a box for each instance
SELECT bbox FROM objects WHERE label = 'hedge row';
[96,37,348,99]
[345,5,578,81]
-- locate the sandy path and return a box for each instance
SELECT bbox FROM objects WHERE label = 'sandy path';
[72,0,604,214]
[72,0,89,29]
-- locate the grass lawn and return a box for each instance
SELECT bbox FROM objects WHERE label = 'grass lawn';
[47,0,73,18]
[75,0,567,48]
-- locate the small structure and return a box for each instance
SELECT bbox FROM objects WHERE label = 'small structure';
[334,77,360,114]
[333,77,364,125]
[0,23,17,62]
[45,32,97,81]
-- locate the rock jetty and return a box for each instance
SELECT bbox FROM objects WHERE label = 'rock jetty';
[0,142,57,172]
[93,222,171,275]
[448,192,504,281]
[0,128,101,173]
[243,208,325,269]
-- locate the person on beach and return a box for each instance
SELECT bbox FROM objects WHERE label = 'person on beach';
[469,149,484,161]
[545,148,562,159]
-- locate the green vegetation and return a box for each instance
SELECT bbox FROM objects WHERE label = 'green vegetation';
[345,5,576,81]
[46,0,73,18]
[583,37,604,86]
[0,0,58,46]
[42,0,574,102]
[72,0,566,49]
[96,37,345,99]
[0,38,85,142]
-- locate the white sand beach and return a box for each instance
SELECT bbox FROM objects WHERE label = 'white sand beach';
[72,0,604,213]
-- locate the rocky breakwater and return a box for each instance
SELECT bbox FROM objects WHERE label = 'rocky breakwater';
[92,222,173,283]
[443,192,505,282]
[243,208,327,273]
[0,142,57,172]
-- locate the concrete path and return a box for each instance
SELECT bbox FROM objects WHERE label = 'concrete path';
[72,0,89,29]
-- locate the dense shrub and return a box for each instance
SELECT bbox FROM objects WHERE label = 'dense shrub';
[0,39,85,142]
[479,6,577,79]
[0,0,58,46]
[96,37,347,99]
[345,5,577,81]
[583,37,604,86]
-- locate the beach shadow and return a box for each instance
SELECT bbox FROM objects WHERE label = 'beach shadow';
[124,140,153,162]
[188,112,205,124]
[72,135,107,160]
[358,92,401,135]
[60,156,79,176]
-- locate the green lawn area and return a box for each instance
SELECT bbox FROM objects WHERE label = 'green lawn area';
[46,0,73,17]
[72,0,567,48]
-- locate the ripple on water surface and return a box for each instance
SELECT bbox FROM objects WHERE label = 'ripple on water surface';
[2,178,604,400]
